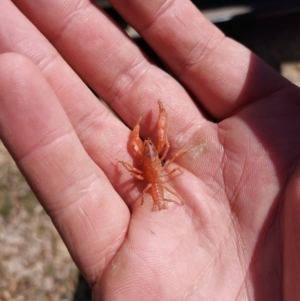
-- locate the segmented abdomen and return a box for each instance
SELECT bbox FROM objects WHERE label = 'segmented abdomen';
[151,182,165,210]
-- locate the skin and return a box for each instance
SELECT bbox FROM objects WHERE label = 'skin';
[0,0,300,300]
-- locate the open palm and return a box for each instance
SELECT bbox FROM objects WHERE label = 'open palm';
[1,0,300,300]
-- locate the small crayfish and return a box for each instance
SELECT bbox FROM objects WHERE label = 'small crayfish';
[118,101,185,211]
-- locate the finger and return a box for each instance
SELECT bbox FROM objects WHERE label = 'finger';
[0,0,188,214]
[0,0,120,160]
[10,0,205,138]
[283,167,300,300]
[0,53,130,283]
[0,0,146,182]
[108,0,291,119]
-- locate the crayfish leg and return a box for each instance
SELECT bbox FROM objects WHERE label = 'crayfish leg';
[141,183,152,205]
[118,160,144,180]
[161,167,183,179]
[162,185,185,205]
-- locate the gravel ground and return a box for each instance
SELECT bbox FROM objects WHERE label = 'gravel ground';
[0,142,78,301]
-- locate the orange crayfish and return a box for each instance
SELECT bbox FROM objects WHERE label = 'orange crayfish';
[118,101,185,211]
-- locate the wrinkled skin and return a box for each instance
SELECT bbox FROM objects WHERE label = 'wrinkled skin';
[1,0,300,300]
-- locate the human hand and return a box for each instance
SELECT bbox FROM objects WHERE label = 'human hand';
[1,1,300,300]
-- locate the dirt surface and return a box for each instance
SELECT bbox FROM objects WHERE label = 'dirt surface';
[0,142,77,301]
